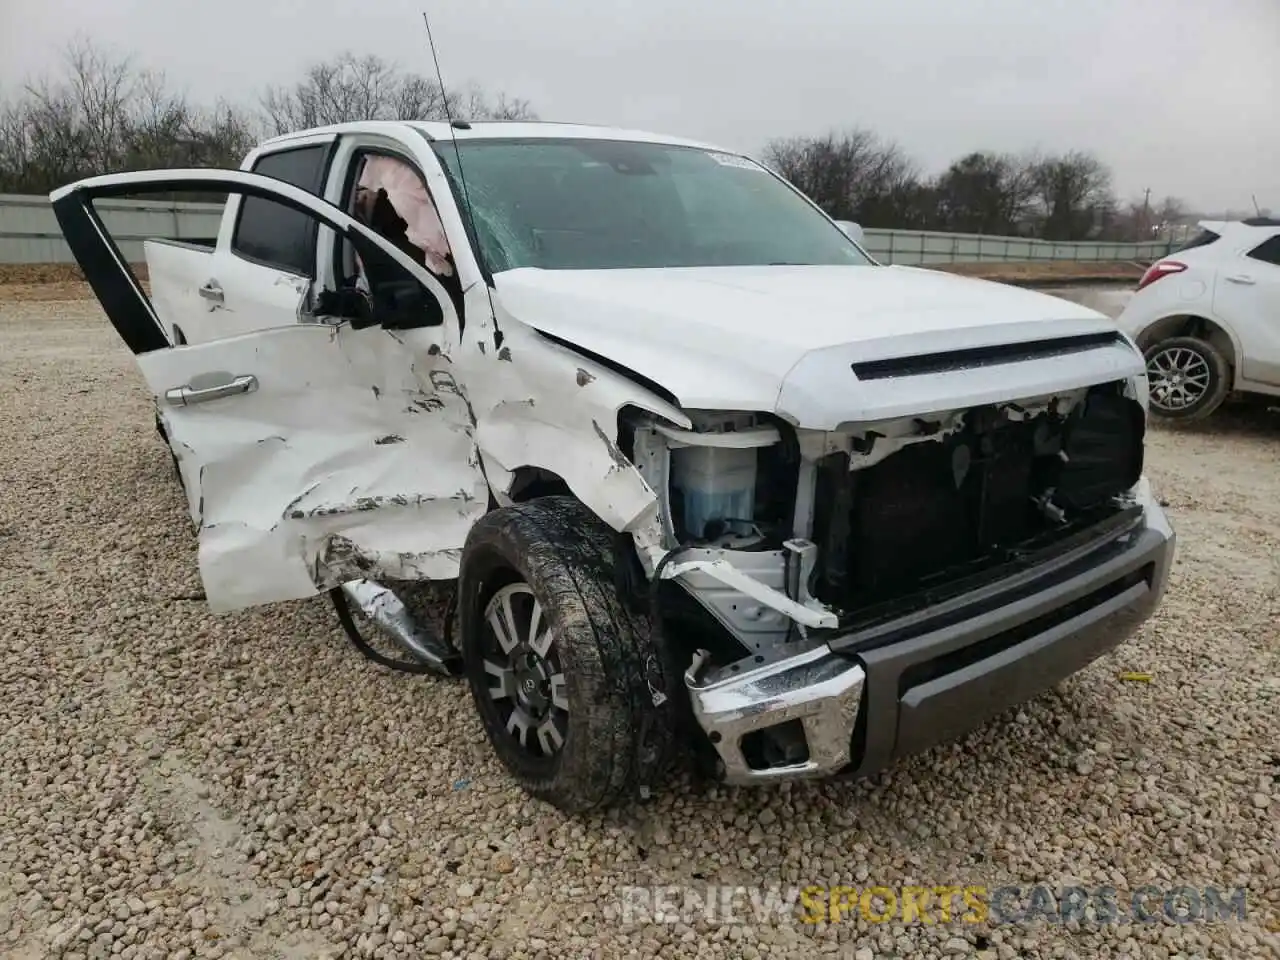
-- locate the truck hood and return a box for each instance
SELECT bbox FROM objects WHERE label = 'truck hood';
[492,264,1142,429]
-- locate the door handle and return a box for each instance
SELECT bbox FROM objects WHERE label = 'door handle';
[198,281,224,304]
[164,375,257,406]
[1224,274,1255,285]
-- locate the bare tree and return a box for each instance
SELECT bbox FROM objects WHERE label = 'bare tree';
[0,38,272,194]
[1108,194,1191,242]
[764,136,1133,239]
[17,77,90,190]
[0,36,1164,250]
[0,38,134,192]
[0,40,540,194]
[261,54,400,134]
[0,97,29,187]
[259,51,536,136]
[454,83,536,122]
[388,74,454,124]
[764,129,927,228]
[1025,150,1115,241]
[187,100,258,167]
[1154,195,1188,229]
[932,151,1034,235]
[120,70,191,169]
[1104,190,1187,242]
[62,36,134,174]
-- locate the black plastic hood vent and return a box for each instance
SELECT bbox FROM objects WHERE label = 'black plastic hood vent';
[850,331,1128,381]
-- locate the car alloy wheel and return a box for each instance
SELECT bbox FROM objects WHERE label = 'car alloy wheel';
[480,582,568,759]
[459,496,676,811]
[1146,344,1212,413]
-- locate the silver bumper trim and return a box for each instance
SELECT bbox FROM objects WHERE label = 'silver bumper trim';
[339,579,454,669]
[684,644,866,784]
[683,486,1173,787]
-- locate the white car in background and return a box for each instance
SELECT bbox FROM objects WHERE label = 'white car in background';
[1116,218,1280,421]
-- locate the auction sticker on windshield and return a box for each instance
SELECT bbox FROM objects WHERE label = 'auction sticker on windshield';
[707,152,767,171]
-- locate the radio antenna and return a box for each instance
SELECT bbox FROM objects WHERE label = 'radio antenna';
[421,9,498,333]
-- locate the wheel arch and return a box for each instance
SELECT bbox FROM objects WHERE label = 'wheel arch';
[468,323,688,562]
[504,466,574,504]
[1133,314,1242,388]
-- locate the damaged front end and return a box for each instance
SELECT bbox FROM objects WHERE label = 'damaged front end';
[626,375,1171,784]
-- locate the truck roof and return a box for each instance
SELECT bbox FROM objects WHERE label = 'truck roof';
[257,120,735,155]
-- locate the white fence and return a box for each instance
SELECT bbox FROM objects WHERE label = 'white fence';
[0,193,1175,267]
[859,228,1173,265]
[0,193,224,265]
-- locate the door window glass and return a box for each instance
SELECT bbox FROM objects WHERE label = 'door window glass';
[232,144,333,274]
[1246,235,1280,267]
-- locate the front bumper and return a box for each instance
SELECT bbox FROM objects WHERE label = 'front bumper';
[684,480,1175,785]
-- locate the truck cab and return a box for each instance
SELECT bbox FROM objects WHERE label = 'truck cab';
[51,121,1175,812]
[145,126,463,347]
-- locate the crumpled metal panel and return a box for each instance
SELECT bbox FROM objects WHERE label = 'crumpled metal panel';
[455,300,687,559]
[144,322,488,614]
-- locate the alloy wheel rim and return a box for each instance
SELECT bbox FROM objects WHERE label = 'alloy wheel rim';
[1147,346,1211,412]
[481,582,568,758]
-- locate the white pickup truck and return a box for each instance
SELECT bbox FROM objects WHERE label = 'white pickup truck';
[51,120,1175,812]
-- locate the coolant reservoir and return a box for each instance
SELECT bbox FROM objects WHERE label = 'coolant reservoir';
[658,413,781,542]
[671,444,758,540]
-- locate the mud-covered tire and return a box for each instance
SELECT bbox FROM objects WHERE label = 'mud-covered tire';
[1143,335,1230,422]
[458,496,676,813]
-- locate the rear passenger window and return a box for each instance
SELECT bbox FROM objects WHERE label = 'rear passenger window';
[1172,229,1219,253]
[1246,235,1280,267]
[232,145,332,274]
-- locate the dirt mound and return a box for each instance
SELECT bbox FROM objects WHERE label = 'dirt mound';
[936,260,1144,285]
[0,262,148,302]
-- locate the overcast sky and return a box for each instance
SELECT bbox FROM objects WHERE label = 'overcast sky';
[1,0,1275,212]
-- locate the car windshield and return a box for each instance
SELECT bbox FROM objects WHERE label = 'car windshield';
[431,137,874,271]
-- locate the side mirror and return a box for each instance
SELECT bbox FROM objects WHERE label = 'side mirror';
[370,280,443,330]
[834,220,865,245]
[346,229,444,330]
[314,287,376,328]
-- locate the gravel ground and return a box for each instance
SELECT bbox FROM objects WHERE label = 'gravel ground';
[1,297,1277,960]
